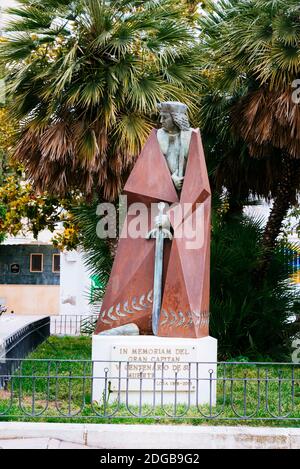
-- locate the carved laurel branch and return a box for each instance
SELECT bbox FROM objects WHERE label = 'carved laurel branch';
[160,310,209,329]
[100,290,153,325]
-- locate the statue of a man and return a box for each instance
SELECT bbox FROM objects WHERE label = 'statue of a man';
[95,101,211,339]
[157,102,193,191]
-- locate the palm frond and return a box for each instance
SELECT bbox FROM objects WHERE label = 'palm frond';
[2,0,201,200]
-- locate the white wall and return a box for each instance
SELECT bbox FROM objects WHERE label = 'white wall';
[60,249,93,316]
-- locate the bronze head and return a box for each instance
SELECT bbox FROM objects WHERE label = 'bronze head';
[158,101,190,132]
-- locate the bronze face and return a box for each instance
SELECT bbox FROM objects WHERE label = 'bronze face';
[159,112,178,133]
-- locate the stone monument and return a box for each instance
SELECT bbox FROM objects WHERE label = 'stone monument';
[92,102,217,407]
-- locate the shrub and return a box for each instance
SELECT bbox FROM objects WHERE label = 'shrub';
[210,213,300,360]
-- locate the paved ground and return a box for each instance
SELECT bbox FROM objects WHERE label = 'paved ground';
[0,422,300,449]
[0,438,91,449]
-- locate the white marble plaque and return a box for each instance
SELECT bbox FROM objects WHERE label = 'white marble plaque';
[92,335,218,405]
[110,344,197,391]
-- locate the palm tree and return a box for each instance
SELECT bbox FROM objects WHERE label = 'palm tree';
[1,0,202,201]
[200,87,283,215]
[199,0,300,275]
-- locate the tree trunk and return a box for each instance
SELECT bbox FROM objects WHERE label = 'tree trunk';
[106,237,118,259]
[256,158,300,280]
[225,190,246,220]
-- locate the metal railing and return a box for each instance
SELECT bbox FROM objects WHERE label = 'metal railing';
[50,315,98,336]
[0,359,299,421]
[0,318,50,388]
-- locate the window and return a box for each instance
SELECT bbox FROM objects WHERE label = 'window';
[52,254,60,273]
[30,254,43,273]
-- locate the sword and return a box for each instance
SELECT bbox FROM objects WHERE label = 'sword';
[146,202,173,335]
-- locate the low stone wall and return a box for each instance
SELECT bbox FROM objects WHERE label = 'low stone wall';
[0,423,299,449]
[0,316,50,388]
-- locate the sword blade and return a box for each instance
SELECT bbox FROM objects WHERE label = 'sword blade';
[152,227,164,335]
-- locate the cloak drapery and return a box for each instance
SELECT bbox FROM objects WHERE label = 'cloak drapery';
[94,128,211,338]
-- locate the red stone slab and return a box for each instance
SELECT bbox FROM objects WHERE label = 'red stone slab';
[158,199,210,338]
[124,130,179,205]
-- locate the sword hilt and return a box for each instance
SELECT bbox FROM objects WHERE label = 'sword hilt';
[146,202,173,240]
[146,227,173,240]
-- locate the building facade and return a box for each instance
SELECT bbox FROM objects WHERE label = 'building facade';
[0,241,60,315]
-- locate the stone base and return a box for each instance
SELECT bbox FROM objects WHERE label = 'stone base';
[92,335,217,407]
